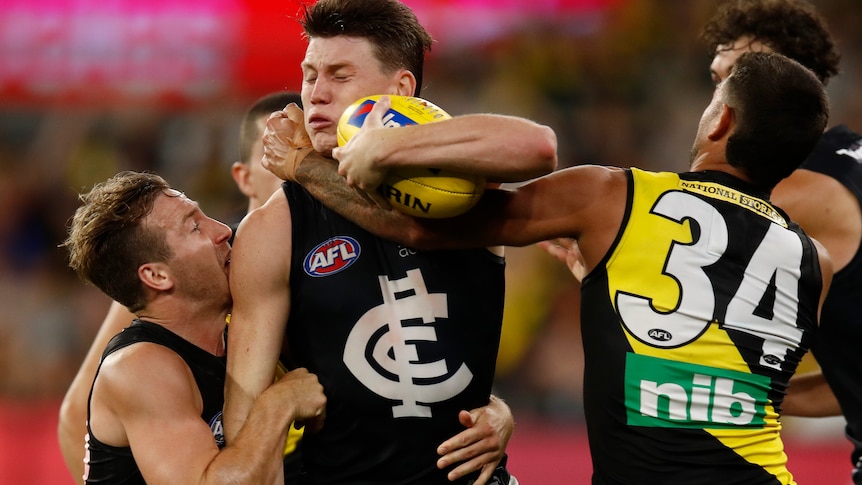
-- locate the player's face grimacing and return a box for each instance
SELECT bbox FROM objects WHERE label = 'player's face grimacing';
[300,35,414,156]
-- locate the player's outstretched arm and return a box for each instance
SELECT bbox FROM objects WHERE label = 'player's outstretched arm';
[436,395,514,484]
[332,95,558,192]
[783,370,842,417]
[58,300,135,484]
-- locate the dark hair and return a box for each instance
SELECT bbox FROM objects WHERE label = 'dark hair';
[64,171,174,312]
[240,91,303,164]
[723,51,829,189]
[301,0,433,96]
[702,0,840,85]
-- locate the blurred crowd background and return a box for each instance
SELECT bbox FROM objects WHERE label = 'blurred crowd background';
[1,0,861,482]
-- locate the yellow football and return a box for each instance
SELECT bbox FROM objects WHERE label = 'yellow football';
[337,95,485,218]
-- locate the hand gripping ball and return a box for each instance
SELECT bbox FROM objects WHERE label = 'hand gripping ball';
[337,95,485,218]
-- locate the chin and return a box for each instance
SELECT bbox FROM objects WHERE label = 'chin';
[312,134,336,156]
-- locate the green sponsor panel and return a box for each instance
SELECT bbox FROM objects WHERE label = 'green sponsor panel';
[625,353,770,429]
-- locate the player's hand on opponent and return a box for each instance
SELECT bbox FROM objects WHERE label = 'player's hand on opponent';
[270,367,326,434]
[261,103,314,181]
[537,237,587,282]
[436,395,514,484]
[332,95,392,192]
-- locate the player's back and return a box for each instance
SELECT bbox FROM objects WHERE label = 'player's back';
[580,169,822,485]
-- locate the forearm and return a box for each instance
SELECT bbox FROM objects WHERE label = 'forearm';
[782,370,842,417]
[295,155,421,244]
[211,387,296,485]
[376,114,557,182]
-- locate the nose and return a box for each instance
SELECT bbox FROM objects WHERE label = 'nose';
[209,218,233,245]
[307,78,330,105]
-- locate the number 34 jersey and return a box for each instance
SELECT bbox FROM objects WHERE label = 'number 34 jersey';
[581,169,822,485]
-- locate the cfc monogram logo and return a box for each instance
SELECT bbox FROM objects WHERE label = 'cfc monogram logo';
[343,269,473,418]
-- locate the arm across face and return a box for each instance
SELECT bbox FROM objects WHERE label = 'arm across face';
[261,104,623,257]
[331,95,558,192]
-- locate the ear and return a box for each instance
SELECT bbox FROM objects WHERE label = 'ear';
[708,104,734,141]
[231,161,254,198]
[139,262,174,292]
[393,69,417,97]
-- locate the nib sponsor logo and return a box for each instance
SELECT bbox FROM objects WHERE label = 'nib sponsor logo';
[624,353,770,429]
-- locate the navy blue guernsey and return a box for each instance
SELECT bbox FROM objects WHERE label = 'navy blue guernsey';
[801,125,862,481]
[83,320,226,484]
[281,181,506,485]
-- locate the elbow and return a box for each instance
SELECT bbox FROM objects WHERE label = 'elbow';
[517,125,558,180]
[400,225,434,251]
[58,394,80,437]
[537,125,558,174]
[400,222,447,252]
[57,394,85,459]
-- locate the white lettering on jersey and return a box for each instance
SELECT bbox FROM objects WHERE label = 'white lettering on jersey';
[343,269,473,418]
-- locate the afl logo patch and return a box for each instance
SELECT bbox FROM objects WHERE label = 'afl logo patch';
[304,236,361,277]
[209,411,225,447]
[648,328,672,342]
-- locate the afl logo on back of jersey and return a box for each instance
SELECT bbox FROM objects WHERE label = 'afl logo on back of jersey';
[648,328,672,342]
[304,236,361,277]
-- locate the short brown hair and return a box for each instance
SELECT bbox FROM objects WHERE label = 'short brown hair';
[702,0,840,85]
[301,0,433,96]
[64,171,174,312]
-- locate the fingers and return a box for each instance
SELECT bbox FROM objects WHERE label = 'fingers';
[284,103,304,123]
[368,95,392,128]
[458,408,478,428]
[443,455,500,483]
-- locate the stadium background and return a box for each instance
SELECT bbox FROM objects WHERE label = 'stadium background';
[0,0,859,482]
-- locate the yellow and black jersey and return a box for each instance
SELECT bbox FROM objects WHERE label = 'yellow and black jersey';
[581,169,822,485]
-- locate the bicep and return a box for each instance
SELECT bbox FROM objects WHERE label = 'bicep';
[224,200,293,439]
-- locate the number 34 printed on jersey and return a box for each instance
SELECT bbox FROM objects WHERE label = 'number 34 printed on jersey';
[614,190,806,371]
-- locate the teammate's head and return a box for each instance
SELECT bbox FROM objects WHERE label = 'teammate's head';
[702,0,840,85]
[65,171,232,313]
[233,91,303,210]
[694,52,828,190]
[299,0,433,154]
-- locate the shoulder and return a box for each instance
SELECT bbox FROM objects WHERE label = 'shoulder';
[97,342,199,414]
[772,169,857,235]
[234,191,293,252]
[231,187,293,289]
[101,343,194,388]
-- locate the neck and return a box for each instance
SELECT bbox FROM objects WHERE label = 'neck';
[136,302,229,356]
